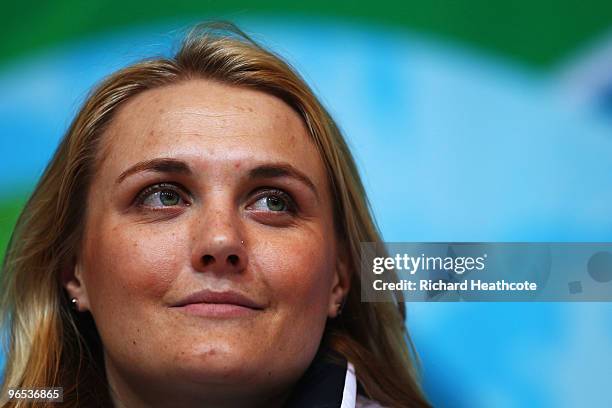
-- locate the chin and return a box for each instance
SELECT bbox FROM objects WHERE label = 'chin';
[172,343,265,383]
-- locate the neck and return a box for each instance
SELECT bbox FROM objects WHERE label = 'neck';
[105,356,293,408]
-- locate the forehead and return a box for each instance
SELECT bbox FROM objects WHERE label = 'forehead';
[97,79,323,178]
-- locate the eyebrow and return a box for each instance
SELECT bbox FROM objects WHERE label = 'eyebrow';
[115,158,319,198]
[116,158,192,184]
[248,164,319,199]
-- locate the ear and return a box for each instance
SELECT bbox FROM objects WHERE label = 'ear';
[61,257,91,312]
[328,245,351,318]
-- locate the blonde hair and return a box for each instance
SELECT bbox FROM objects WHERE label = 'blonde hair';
[0,22,430,407]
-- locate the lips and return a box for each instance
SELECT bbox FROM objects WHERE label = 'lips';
[171,289,265,310]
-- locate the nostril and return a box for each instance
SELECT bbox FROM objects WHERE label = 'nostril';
[202,254,215,266]
[227,254,239,266]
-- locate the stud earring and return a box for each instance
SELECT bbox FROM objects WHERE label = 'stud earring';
[71,298,78,310]
[336,297,346,317]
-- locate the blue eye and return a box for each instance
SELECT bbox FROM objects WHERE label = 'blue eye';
[136,184,187,208]
[250,190,295,213]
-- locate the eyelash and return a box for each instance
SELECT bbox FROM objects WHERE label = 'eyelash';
[134,183,190,209]
[249,188,298,214]
[133,183,297,214]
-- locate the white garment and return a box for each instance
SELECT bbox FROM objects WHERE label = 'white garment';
[342,362,385,408]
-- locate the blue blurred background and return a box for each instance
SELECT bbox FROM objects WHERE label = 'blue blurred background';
[1,2,612,407]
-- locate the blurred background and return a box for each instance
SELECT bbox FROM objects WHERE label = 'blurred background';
[1,1,612,407]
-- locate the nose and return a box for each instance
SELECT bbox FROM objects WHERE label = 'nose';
[191,205,247,274]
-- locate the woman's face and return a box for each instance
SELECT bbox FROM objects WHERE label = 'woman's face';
[65,79,348,406]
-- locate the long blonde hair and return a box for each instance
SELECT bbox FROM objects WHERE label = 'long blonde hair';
[0,22,430,407]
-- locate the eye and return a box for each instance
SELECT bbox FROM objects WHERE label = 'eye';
[248,189,296,213]
[135,183,189,209]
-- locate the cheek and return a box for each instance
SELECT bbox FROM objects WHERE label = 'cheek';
[82,221,187,323]
[254,229,336,330]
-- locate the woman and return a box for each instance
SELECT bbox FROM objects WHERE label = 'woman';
[0,22,430,407]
